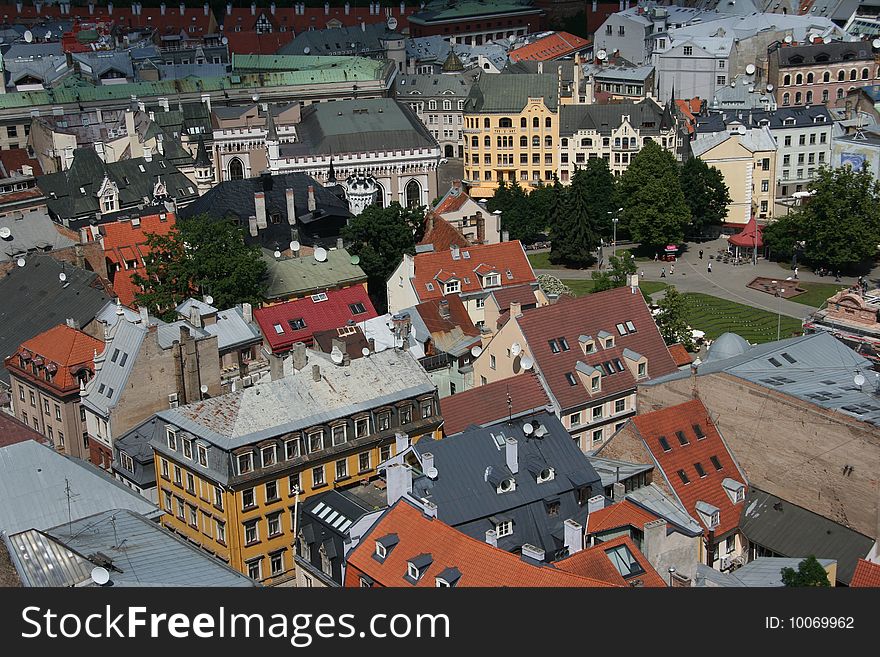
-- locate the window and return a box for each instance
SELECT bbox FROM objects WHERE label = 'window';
[267,512,282,537]
[288,474,300,496]
[659,436,671,452]
[683,46,692,56]
[241,488,255,509]
[490,355,496,370]
[288,318,306,331]
[185,473,195,494]
[558,337,570,351]
[54,404,61,421]
[358,451,371,472]
[693,424,706,440]
[181,438,192,460]
[761,180,769,193]
[237,452,253,475]
[605,544,643,578]
[188,505,198,528]
[308,430,324,453]
[565,372,577,386]
[270,552,284,576]
[166,428,177,450]
[331,424,347,446]
[349,302,367,315]
[312,465,325,487]
[615,399,626,413]
[676,469,691,485]
[637,362,647,378]
[161,458,169,479]
[247,559,261,580]
[173,465,182,486]
[592,429,603,444]
[444,280,460,294]
[548,339,560,353]
[214,486,224,510]
[710,455,723,471]
[197,444,208,467]
[694,462,707,478]
[495,520,513,537]
[176,498,185,519]
[591,375,600,392]
[265,480,278,501]
[717,75,726,86]
[421,400,433,419]
[162,490,172,512]
[592,406,603,420]
[120,451,135,473]
[335,459,348,480]
[676,430,689,446]
[570,412,581,427]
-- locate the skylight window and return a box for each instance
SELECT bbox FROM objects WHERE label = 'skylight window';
[616,323,627,336]
[710,455,723,471]
[565,372,577,386]
[693,424,706,439]
[781,352,797,364]
[625,321,636,333]
[274,324,284,334]
[768,357,783,367]
[676,430,689,446]
[613,359,624,372]
[349,302,367,315]
[677,469,690,485]
[694,462,706,478]
[549,339,560,353]
[659,436,671,451]
[288,318,306,330]
[558,337,569,351]
[505,268,513,279]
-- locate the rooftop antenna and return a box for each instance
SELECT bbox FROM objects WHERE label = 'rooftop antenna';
[506,385,512,425]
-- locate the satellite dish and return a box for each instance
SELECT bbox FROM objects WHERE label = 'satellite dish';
[200,384,208,394]
[784,35,793,43]
[387,16,398,31]
[290,240,300,252]
[471,344,483,357]
[873,38,880,49]
[823,36,831,44]
[274,249,282,259]
[511,342,522,356]
[45,30,51,40]
[59,272,67,282]
[534,424,548,438]
[204,295,214,305]
[350,42,356,48]
[314,247,328,262]
[522,422,534,435]
[745,63,756,75]
[854,373,866,387]
[330,347,344,364]
[730,80,736,87]
[0,226,11,239]
[596,49,607,61]
[251,93,259,102]
[361,347,371,357]
[221,36,229,45]
[521,355,534,370]
[90,566,110,586]
[24,30,33,43]
[16,257,25,267]
[766,83,774,91]
[303,46,311,54]
[425,466,438,479]
[350,254,361,265]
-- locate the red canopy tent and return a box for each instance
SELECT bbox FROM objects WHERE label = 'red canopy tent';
[728,216,763,261]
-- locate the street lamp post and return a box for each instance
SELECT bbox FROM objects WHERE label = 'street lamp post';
[773,283,785,341]
[668,566,676,586]
[609,207,622,269]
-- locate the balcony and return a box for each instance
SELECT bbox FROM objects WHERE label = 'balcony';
[419,352,452,372]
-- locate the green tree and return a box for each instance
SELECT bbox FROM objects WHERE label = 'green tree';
[781,165,880,272]
[342,202,423,313]
[132,215,266,322]
[580,158,618,238]
[653,286,694,349]
[617,141,691,252]
[549,167,602,268]
[527,180,558,237]
[781,556,831,587]
[591,253,637,292]
[488,179,539,242]
[762,211,801,265]
[680,157,731,233]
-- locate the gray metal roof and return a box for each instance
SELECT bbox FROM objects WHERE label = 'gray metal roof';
[588,455,653,489]
[176,298,218,317]
[0,441,160,535]
[396,71,478,98]
[157,347,435,448]
[695,556,837,587]
[201,306,261,352]
[740,487,874,584]
[559,100,674,136]
[81,316,148,418]
[0,254,110,384]
[2,529,95,587]
[0,208,76,263]
[625,483,704,535]
[279,22,402,57]
[410,411,603,557]
[113,416,162,489]
[156,320,210,349]
[12,509,256,587]
[262,247,366,300]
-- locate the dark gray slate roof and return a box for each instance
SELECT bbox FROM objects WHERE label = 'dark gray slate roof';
[411,411,602,559]
[466,73,560,113]
[696,105,833,135]
[0,208,76,263]
[113,416,162,489]
[0,255,110,385]
[740,487,874,585]
[284,98,437,156]
[560,100,675,136]
[774,39,874,67]
[279,22,402,57]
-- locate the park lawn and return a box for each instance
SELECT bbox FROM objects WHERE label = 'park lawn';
[680,293,803,344]
[558,279,667,298]
[527,251,561,269]
[789,282,847,308]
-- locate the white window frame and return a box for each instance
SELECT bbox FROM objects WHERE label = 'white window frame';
[244,520,259,545]
[312,465,325,487]
[335,458,348,480]
[331,424,347,446]
[285,437,302,459]
[166,428,177,450]
[160,458,169,478]
[359,451,371,472]
[375,542,387,558]
[570,412,581,427]
[261,444,276,468]
[237,452,253,475]
[241,487,255,509]
[182,438,193,460]
[445,280,460,294]
[355,417,369,438]
[308,430,324,453]
[120,451,134,473]
[495,520,513,537]
[407,562,420,579]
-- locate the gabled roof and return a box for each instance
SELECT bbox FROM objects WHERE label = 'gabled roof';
[81,316,148,418]
[851,559,880,587]
[466,73,560,113]
[632,399,747,536]
[516,286,677,410]
[6,324,102,392]
[345,499,617,587]
[509,32,590,63]
[254,285,377,354]
[418,214,471,253]
[411,240,536,302]
[556,535,666,587]
[585,499,659,535]
[411,295,480,355]
[559,99,673,136]
[439,373,552,436]
[667,343,693,367]
[0,412,49,449]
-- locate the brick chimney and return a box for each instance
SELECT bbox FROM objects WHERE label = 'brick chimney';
[476,212,485,243]
[311,363,321,382]
[438,298,451,320]
[307,185,316,212]
[286,188,297,225]
[485,529,497,547]
[521,544,545,562]
[254,191,267,230]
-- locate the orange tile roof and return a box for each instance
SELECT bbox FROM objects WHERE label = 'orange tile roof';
[411,241,536,302]
[6,324,102,392]
[586,500,659,535]
[344,499,620,587]
[633,399,747,537]
[414,294,480,339]
[556,536,666,587]
[418,213,470,252]
[439,372,551,435]
[668,343,693,367]
[95,213,177,307]
[0,411,51,448]
[509,32,590,63]
[850,559,880,587]
[0,148,43,177]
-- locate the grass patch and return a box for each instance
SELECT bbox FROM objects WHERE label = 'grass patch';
[528,251,562,270]
[680,293,803,344]
[789,282,847,308]
[558,279,667,299]
[640,281,668,297]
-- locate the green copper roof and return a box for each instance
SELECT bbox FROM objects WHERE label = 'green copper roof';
[231,54,389,80]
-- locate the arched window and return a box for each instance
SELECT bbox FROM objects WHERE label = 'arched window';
[823,71,830,82]
[471,137,478,147]
[520,117,527,128]
[795,73,803,85]
[443,100,451,110]
[520,136,528,147]
[838,70,845,81]
[484,118,490,128]
[850,68,857,80]
[794,92,802,104]
[837,88,845,99]
[806,72,814,84]
[862,67,870,79]
[228,157,244,180]
[806,91,813,104]
[782,92,790,106]
[499,117,512,128]
[614,137,621,147]
[783,74,791,86]
[822,89,829,102]
[532,117,539,128]
[532,136,540,147]
[544,136,552,147]
[561,138,568,147]
[374,183,385,208]
[545,117,551,128]
[405,180,421,208]
[484,136,491,147]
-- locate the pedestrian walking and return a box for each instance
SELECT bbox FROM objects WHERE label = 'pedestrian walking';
[670,264,675,275]
[660,267,666,278]
[793,267,799,280]
[707,261,712,273]
[699,249,703,259]
[835,270,841,281]
[654,252,659,261]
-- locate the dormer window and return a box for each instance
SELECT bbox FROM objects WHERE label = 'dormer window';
[374,533,399,563]
[483,273,500,287]
[605,337,614,348]
[237,452,254,475]
[495,519,513,537]
[638,362,647,378]
[376,543,387,559]
[591,375,600,392]
[711,511,720,527]
[498,477,516,493]
[407,562,419,579]
[261,445,276,468]
[445,279,460,294]
[166,428,177,450]
[537,467,555,483]
[722,478,746,504]
[405,553,433,583]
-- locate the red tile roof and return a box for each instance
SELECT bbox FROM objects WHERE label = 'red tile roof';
[254,285,377,354]
[94,213,177,307]
[418,213,470,252]
[0,148,43,178]
[345,499,620,588]
[668,343,693,367]
[490,284,539,313]
[674,98,701,135]
[220,6,412,35]
[632,399,747,537]
[222,29,295,55]
[509,32,590,63]
[0,411,50,448]
[516,286,678,410]
[850,559,880,587]
[439,372,551,435]
[5,324,102,393]
[414,295,480,340]
[556,536,667,587]
[586,500,659,535]
[412,241,536,302]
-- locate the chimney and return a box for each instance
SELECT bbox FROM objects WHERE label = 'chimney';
[285,188,297,225]
[226,2,232,15]
[292,342,308,371]
[394,432,409,455]
[311,363,321,382]
[642,519,667,568]
[254,191,267,230]
[510,301,522,319]
[451,244,460,260]
[386,463,413,505]
[345,2,350,15]
[108,2,113,14]
[331,337,347,358]
[324,2,330,15]
[269,352,284,381]
[307,185,316,212]
[564,519,584,555]
[189,305,202,329]
[485,529,497,547]
[505,437,518,474]
[65,317,80,330]
[521,544,545,562]
[538,61,543,74]
[476,212,485,243]
[250,2,256,16]
[400,0,405,14]
[587,494,605,518]
[204,2,209,16]
[422,452,435,476]
[612,482,625,501]
[139,306,150,324]
[179,2,185,15]
[241,302,253,325]
[143,148,152,163]
[336,237,344,250]
[248,216,258,237]
[270,2,276,15]
[422,499,438,518]
[438,299,451,320]
[502,229,509,242]
[361,20,366,32]
[160,3,166,16]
